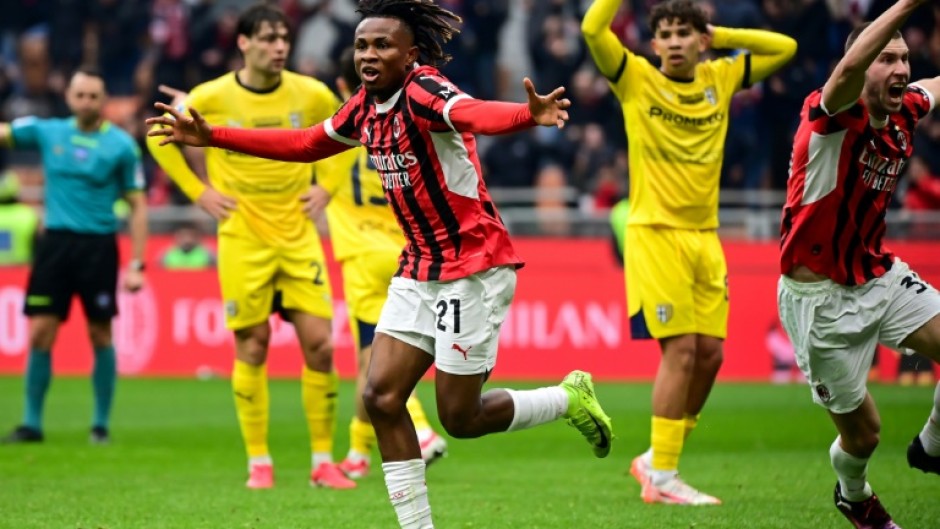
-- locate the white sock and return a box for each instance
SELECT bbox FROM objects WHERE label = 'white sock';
[830,437,873,502]
[383,459,433,529]
[312,452,332,469]
[919,381,940,456]
[641,448,653,467]
[248,455,272,469]
[505,387,569,432]
[651,469,678,486]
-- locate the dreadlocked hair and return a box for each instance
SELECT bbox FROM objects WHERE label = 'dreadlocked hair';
[356,0,462,67]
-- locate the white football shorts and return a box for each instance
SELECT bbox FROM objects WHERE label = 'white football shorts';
[778,259,940,413]
[376,265,516,375]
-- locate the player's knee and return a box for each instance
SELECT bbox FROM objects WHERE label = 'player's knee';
[87,322,112,348]
[302,337,334,372]
[235,326,271,365]
[438,406,483,439]
[662,342,697,373]
[697,343,724,372]
[28,320,57,350]
[362,383,406,422]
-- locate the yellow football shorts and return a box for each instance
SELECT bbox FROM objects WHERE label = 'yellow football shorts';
[624,225,728,340]
[342,249,400,350]
[218,234,333,330]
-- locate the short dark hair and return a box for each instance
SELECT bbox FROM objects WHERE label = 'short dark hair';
[338,47,360,90]
[237,2,291,39]
[356,0,462,67]
[649,0,709,35]
[69,65,106,91]
[72,64,103,81]
[845,22,903,53]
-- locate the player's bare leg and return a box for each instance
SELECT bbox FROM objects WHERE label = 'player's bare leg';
[289,310,354,489]
[3,315,59,444]
[633,334,720,505]
[363,333,435,528]
[902,315,940,475]
[686,335,723,417]
[233,323,274,488]
[828,393,899,528]
[340,340,447,479]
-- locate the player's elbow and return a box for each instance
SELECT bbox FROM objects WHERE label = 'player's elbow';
[780,36,798,62]
[581,18,603,38]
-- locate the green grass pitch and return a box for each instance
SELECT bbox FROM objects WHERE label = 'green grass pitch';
[1,376,938,528]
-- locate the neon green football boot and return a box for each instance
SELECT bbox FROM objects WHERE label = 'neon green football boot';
[560,370,613,458]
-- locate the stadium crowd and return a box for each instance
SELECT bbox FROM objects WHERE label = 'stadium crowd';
[1,0,940,214]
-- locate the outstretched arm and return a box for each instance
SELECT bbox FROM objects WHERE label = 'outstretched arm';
[581,0,628,82]
[446,78,570,135]
[822,0,926,113]
[145,102,353,163]
[709,26,797,85]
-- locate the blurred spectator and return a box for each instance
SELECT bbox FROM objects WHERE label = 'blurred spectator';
[482,128,541,189]
[459,0,510,100]
[903,156,940,211]
[534,164,571,236]
[767,318,801,384]
[0,169,39,266]
[160,221,216,270]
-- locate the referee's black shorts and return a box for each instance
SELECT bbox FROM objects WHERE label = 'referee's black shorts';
[23,229,119,322]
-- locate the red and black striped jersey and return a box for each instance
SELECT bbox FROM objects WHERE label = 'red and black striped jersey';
[323,65,523,281]
[780,86,934,286]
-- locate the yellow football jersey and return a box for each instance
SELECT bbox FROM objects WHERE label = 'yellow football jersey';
[185,71,341,247]
[610,51,748,229]
[321,148,405,262]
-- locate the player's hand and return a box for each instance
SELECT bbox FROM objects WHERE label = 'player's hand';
[523,77,570,129]
[122,268,145,293]
[146,103,212,147]
[158,84,189,109]
[300,185,331,221]
[196,187,237,221]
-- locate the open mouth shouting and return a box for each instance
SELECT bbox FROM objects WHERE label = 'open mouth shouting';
[886,81,907,105]
[360,66,380,84]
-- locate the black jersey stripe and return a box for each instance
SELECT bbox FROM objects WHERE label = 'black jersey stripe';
[399,102,463,280]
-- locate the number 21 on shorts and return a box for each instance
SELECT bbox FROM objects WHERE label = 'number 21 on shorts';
[436,298,461,333]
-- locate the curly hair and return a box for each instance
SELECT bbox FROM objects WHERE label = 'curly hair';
[649,0,709,35]
[356,0,462,67]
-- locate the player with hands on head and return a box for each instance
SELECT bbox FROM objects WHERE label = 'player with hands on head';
[149,0,611,527]
[582,0,796,506]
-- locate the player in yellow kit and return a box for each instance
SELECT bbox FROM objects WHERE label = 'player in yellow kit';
[582,0,796,504]
[146,3,354,490]
[301,48,447,479]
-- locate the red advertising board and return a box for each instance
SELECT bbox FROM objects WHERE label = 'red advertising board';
[0,238,937,381]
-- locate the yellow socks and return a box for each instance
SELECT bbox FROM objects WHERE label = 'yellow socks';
[684,413,700,440]
[302,367,338,460]
[651,416,685,473]
[406,394,432,433]
[232,360,269,458]
[349,416,377,457]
